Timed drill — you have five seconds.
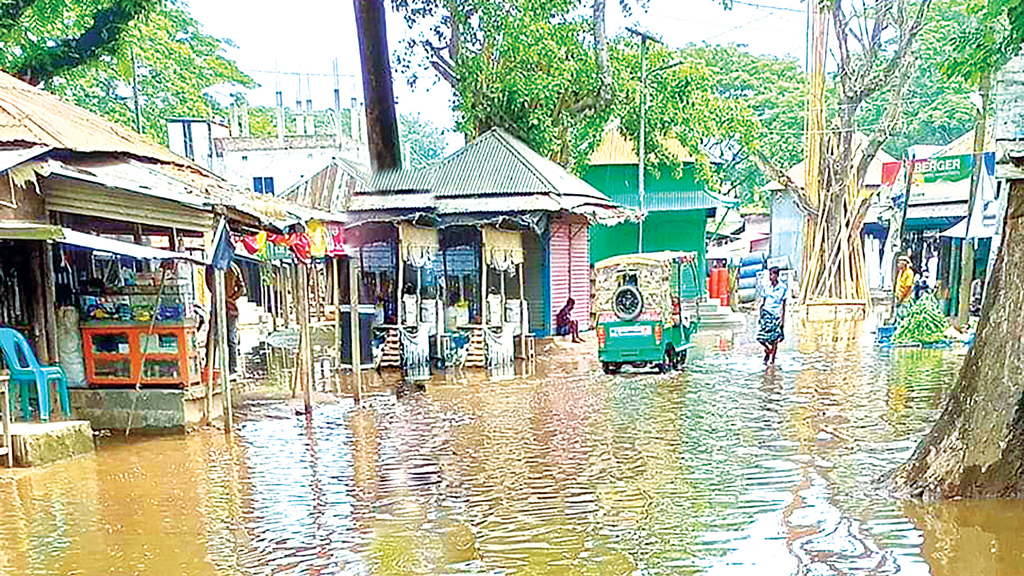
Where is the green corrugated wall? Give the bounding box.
[589,210,708,296]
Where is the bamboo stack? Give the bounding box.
[797,0,870,309]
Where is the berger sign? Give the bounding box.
[914,154,973,184]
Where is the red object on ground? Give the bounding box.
[710,268,728,298]
[720,294,729,307]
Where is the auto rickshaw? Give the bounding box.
[594,251,702,374]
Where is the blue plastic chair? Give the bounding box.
[0,327,70,421]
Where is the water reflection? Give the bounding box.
[0,317,1001,575]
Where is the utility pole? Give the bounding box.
[353,0,402,173]
[131,46,142,134]
[959,71,992,326]
[626,28,663,253]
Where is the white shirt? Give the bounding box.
[757,276,788,317]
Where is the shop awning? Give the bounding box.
[0,221,63,240]
[57,228,206,264]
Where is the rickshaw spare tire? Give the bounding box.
[613,285,643,321]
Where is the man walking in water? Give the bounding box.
[756,266,787,365]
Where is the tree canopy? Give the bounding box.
[0,0,254,144]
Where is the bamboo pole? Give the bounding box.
[298,264,313,414]
[332,258,341,393]
[519,262,526,358]
[214,269,233,434]
[349,256,362,404]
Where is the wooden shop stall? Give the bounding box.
[53,227,207,389]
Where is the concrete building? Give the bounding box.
[167,101,369,195]
[214,133,367,194]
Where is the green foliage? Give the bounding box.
[894,293,950,344]
[399,113,447,168]
[0,0,253,145]
[939,0,1024,82]
[856,0,984,157]
[392,0,762,188]
[0,0,158,84]
[610,40,761,190]
[684,45,806,210]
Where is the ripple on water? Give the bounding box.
[0,322,1004,575]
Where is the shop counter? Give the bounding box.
[80,321,201,388]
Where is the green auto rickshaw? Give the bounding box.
[594,251,702,374]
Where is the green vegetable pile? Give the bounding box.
[893,293,949,344]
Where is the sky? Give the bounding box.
[188,0,808,152]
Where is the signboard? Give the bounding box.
[881,153,995,205]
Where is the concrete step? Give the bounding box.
[9,420,94,467]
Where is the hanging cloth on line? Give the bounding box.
[400,222,439,268]
[482,227,523,271]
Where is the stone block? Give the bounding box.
[10,421,94,467]
[69,389,186,432]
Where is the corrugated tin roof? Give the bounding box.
[357,128,635,222]
[0,145,49,173]
[589,128,696,165]
[281,156,371,212]
[0,72,188,165]
[607,187,738,211]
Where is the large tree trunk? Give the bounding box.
[892,181,1024,499]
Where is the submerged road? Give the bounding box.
[2,318,1018,575]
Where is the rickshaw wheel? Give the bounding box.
[657,347,674,374]
[674,349,688,370]
[602,362,620,375]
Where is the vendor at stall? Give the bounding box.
[205,262,247,374]
[893,255,915,323]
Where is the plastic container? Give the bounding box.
[738,287,758,303]
[708,270,720,299]
[715,268,729,298]
[741,251,768,267]
[739,263,764,279]
[738,276,758,290]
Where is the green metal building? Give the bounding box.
[583,130,737,285]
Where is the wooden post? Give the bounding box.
[397,230,405,325]
[214,269,233,433]
[349,256,362,403]
[481,248,487,326]
[352,0,402,173]
[298,264,313,414]
[519,262,526,357]
[292,267,303,399]
[959,71,992,326]
[42,241,59,364]
[332,258,342,393]
[204,292,215,423]
[29,243,50,364]
[499,264,506,325]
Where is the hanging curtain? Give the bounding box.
[482,227,523,272]
[399,222,439,268]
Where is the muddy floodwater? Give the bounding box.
[3,319,1024,575]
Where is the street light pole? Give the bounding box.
[627,28,666,253]
[639,37,647,253]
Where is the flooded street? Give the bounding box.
[2,319,1023,575]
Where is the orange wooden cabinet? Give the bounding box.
[81,321,201,388]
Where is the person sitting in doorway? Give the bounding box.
[556,298,582,343]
